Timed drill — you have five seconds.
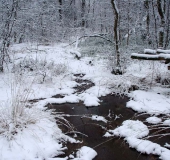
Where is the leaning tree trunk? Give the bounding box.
[110,0,121,74]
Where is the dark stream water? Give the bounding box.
[44,74,170,160]
[48,95,159,160]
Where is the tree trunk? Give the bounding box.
[126,1,130,46]
[157,0,165,48]
[0,0,18,72]
[144,0,150,44]
[81,0,86,27]
[165,0,170,48]
[58,0,62,21]
[110,0,120,71]
[151,0,158,48]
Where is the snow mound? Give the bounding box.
[163,119,170,126]
[69,49,81,59]
[127,90,170,115]
[80,93,100,107]
[109,120,149,138]
[146,117,162,124]
[106,120,170,160]
[0,118,77,160]
[75,146,97,160]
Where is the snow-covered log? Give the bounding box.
[144,49,156,55]
[131,53,170,61]
[143,49,170,55]
[157,49,170,54]
[69,49,81,60]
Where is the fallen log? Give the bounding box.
[143,49,170,55]
[131,53,170,61]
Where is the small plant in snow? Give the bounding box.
[0,74,75,144]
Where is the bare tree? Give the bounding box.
[157,0,165,48]
[0,0,19,72]
[81,0,86,27]
[58,0,62,21]
[110,0,121,74]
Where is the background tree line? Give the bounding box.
[0,0,170,71]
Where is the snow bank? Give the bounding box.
[127,90,170,115]
[35,95,80,109]
[0,117,77,160]
[105,120,170,160]
[74,146,97,160]
[126,137,170,160]
[80,93,100,107]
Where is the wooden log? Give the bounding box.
[131,53,160,60]
[157,49,170,54]
[144,49,156,55]
[131,53,170,61]
[143,49,170,55]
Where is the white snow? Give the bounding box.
[105,120,170,160]
[164,143,170,149]
[69,49,81,58]
[131,53,159,59]
[0,42,170,160]
[131,52,170,59]
[126,137,170,160]
[144,49,156,54]
[0,114,76,160]
[146,117,162,124]
[74,146,97,160]
[157,49,170,54]
[91,115,107,123]
[163,119,170,126]
[80,93,100,107]
[108,120,149,138]
[35,95,80,109]
[127,90,170,115]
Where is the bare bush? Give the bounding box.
[12,57,68,83]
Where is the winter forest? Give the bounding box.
[0,0,170,160]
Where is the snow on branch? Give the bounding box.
[65,34,113,47]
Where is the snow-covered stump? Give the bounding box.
[69,49,81,60]
[131,49,170,70]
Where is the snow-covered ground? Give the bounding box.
[0,43,170,160]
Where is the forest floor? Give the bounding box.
[0,43,170,160]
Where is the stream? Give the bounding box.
[48,95,158,160]
[45,74,160,160]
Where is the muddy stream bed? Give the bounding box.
[46,74,168,160]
